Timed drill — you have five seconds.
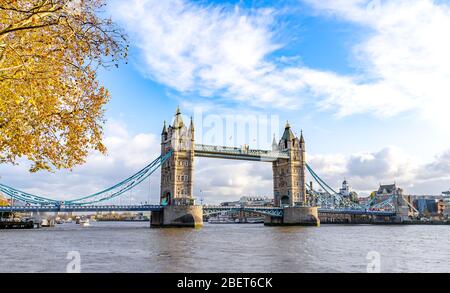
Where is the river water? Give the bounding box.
[0,222,449,273]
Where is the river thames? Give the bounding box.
[0,222,449,273]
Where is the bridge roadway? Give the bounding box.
[0,205,396,217]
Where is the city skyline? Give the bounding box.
[1,0,450,204]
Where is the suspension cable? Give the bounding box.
[0,150,173,206]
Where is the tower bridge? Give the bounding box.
[154,107,315,227]
[0,108,409,228]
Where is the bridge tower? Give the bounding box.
[267,122,318,226]
[272,122,307,207]
[394,189,412,223]
[151,107,203,228]
[160,107,195,205]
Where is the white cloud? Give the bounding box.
[0,121,161,202]
[112,0,292,108]
[310,147,417,194]
[111,0,450,133]
[196,145,450,199]
[307,146,450,195]
[2,127,449,203]
[346,147,417,180]
[419,150,450,181]
[195,158,273,204]
[303,0,450,127]
[111,0,361,110]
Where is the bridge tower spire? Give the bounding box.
[272,134,278,151]
[189,116,195,138]
[299,130,306,204]
[161,120,168,140]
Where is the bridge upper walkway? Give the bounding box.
[194,144,289,162]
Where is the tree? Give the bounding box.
[0,0,127,172]
[349,191,359,203]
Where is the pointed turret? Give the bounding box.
[161,120,167,135]
[161,120,168,143]
[189,116,194,132]
[173,106,184,129]
[272,134,278,151]
[189,116,195,143]
[281,121,295,145]
[299,129,306,204]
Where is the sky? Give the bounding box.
[2,0,450,204]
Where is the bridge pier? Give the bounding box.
[265,206,320,226]
[150,205,203,228]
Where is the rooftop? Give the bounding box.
[377,184,396,194]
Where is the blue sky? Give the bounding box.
[2,0,450,204]
[101,0,444,157]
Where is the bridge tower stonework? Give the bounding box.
[150,108,203,228]
[272,122,307,207]
[160,107,195,206]
[268,122,319,226]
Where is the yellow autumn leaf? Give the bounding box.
[0,0,128,172]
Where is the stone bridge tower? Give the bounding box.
[152,108,202,228]
[160,107,195,206]
[272,122,306,207]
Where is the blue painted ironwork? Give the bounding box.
[0,185,59,205]
[203,206,284,218]
[65,150,173,205]
[0,141,399,218]
[203,205,395,218]
[368,195,396,211]
[194,144,289,162]
[305,163,397,214]
[0,203,396,217]
[0,204,163,213]
[318,208,395,217]
[0,150,173,206]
